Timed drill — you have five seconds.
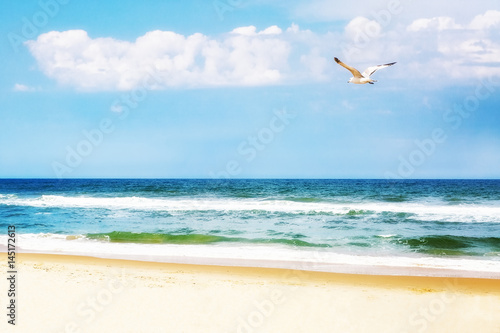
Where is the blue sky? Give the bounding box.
[1,0,499,178]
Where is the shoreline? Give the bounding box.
[2,238,500,279]
[14,252,500,288]
[1,253,500,332]
[16,249,500,279]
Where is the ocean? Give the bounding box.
[1,179,499,277]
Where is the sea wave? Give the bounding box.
[1,194,499,223]
[395,235,500,256]
[1,233,499,277]
[85,231,330,247]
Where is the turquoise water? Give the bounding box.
[0,179,499,259]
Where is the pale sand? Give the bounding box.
[1,253,500,333]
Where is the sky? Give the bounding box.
[0,0,499,179]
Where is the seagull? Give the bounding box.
[334,57,396,84]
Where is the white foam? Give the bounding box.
[1,233,499,278]
[1,194,499,223]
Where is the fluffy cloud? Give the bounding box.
[290,1,500,83]
[26,26,295,91]
[404,10,500,79]
[13,83,37,92]
[25,9,500,91]
[231,25,283,36]
[337,9,500,83]
[407,9,500,31]
[469,10,500,29]
[344,17,382,40]
[407,17,461,32]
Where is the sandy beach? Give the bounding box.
[0,253,499,333]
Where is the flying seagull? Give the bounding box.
[334,57,396,84]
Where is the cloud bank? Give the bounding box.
[26,26,297,91]
[26,9,500,91]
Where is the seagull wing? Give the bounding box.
[334,57,363,78]
[362,62,396,78]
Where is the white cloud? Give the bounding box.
[260,25,283,35]
[26,27,295,91]
[403,10,500,80]
[25,8,500,91]
[231,26,258,36]
[231,25,282,36]
[345,17,382,40]
[407,17,461,32]
[407,11,500,32]
[469,10,500,29]
[13,83,37,92]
